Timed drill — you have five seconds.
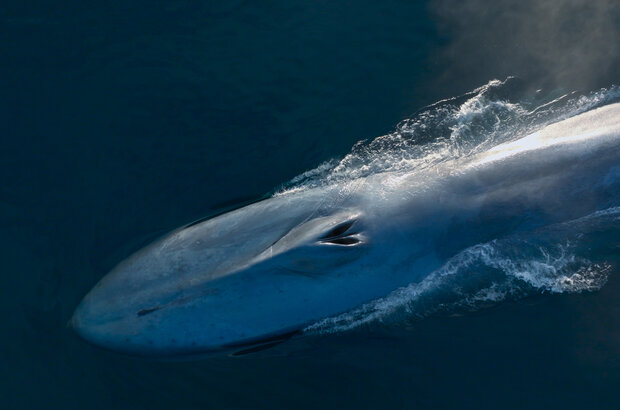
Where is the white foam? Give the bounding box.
[306,207,618,334]
[277,79,620,196]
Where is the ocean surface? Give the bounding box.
[1,1,619,409]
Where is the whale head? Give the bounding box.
[71,192,375,356]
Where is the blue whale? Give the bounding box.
[72,103,620,356]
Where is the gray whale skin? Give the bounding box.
[72,103,620,356]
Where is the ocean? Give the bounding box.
[1,1,619,409]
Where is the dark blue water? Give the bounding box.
[2,1,619,409]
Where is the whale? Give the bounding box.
[72,102,620,356]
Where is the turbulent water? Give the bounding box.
[309,207,618,333]
[280,78,620,194]
[279,78,620,333]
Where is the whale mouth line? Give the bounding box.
[137,306,161,317]
[130,286,223,320]
[224,329,301,356]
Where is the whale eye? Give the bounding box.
[319,219,361,246]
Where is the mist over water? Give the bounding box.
[430,0,620,92]
[1,1,619,409]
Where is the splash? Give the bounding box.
[307,207,618,333]
[298,78,620,333]
[277,77,620,195]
